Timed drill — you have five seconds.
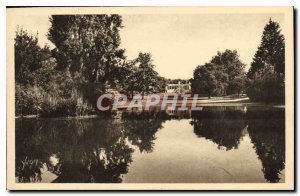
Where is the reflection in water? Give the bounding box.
[191,107,246,150]
[16,118,134,183]
[122,111,167,153]
[246,107,285,183]
[15,106,285,183]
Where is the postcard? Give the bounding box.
[6,6,294,190]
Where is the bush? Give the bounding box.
[15,66,95,117]
[15,84,94,117]
[15,84,43,116]
[246,66,285,104]
[39,91,94,117]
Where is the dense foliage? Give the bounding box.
[246,19,285,103]
[15,15,163,116]
[191,50,246,97]
[15,28,51,85]
[191,19,285,103]
[15,17,285,116]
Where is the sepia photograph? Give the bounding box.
[6,6,294,190]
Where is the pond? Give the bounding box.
[15,105,285,183]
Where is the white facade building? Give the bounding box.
[165,81,191,93]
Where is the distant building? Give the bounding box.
[165,81,191,93]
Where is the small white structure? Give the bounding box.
[165,81,191,93]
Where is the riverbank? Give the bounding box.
[116,96,285,109]
[15,114,100,119]
[15,96,285,119]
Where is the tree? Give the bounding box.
[155,76,167,93]
[228,74,246,97]
[14,27,52,116]
[121,53,164,97]
[247,65,284,103]
[15,27,51,85]
[246,19,285,103]
[211,50,246,95]
[48,15,126,91]
[121,60,139,98]
[192,63,220,98]
[192,50,246,97]
[134,52,159,96]
[247,19,285,78]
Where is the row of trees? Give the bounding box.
[15,16,286,117]
[191,19,285,103]
[15,15,164,116]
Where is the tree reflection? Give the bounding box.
[246,107,285,183]
[122,111,167,153]
[16,117,133,183]
[15,107,286,183]
[191,107,246,150]
[16,119,52,182]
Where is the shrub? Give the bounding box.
[39,90,94,117]
[246,65,285,104]
[15,84,43,116]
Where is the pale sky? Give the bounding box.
[13,13,285,79]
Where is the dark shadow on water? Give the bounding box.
[122,111,167,153]
[191,106,246,151]
[15,106,285,183]
[246,107,285,183]
[16,118,134,183]
[191,106,285,182]
[15,112,165,183]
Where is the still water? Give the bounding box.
[15,106,285,183]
